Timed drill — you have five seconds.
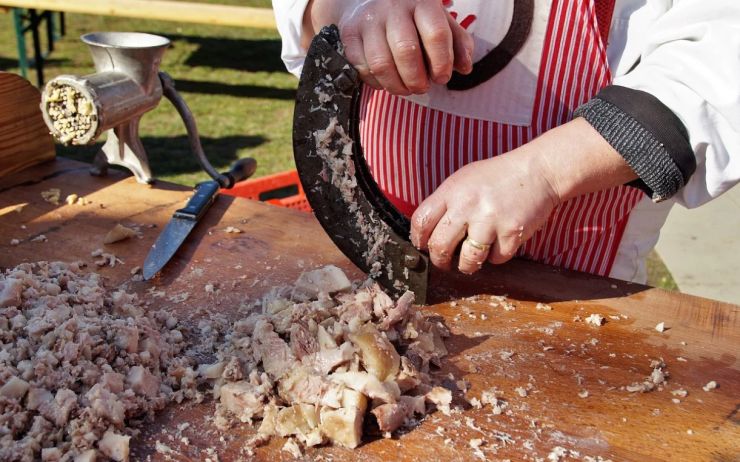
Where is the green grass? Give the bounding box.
[0,4,679,290]
[646,250,679,291]
[0,0,297,185]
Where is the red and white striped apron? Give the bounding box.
[359,0,645,276]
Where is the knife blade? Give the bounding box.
[143,180,219,280]
[142,158,257,280]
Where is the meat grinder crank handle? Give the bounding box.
[159,72,254,189]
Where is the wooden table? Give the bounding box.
[1,158,738,461]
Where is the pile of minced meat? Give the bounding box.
[0,262,450,461]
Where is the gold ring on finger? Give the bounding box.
[464,237,492,251]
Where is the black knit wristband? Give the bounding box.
[574,85,696,202]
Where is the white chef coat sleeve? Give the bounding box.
[272,0,311,78]
[611,0,740,208]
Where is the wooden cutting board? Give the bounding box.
[0,158,738,462]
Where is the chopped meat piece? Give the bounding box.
[703,381,718,391]
[282,438,303,458]
[341,388,368,413]
[370,284,394,318]
[425,387,452,415]
[0,277,23,307]
[26,387,54,410]
[301,341,354,375]
[399,395,426,415]
[127,366,161,398]
[275,404,321,446]
[258,403,279,436]
[585,313,606,327]
[0,376,29,400]
[319,407,363,449]
[655,322,667,333]
[98,428,130,462]
[293,265,352,298]
[331,372,400,403]
[317,324,338,350]
[379,291,415,330]
[348,324,400,381]
[337,288,374,323]
[103,224,137,244]
[198,362,226,380]
[372,402,412,433]
[38,389,77,426]
[278,366,333,404]
[290,323,319,359]
[41,188,61,205]
[86,384,125,425]
[396,357,423,392]
[252,320,298,380]
[41,447,62,461]
[74,450,98,462]
[220,381,267,423]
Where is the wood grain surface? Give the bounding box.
[0,72,55,179]
[1,158,738,462]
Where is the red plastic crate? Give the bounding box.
[222,169,312,213]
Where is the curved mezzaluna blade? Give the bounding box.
[292,25,429,304]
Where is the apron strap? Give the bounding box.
[595,0,617,44]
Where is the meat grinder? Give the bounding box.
[40,31,241,188]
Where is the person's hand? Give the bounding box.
[409,118,640,274]
[409,150,560,274]
[306,0,474,95]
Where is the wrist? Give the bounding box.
[301,0,357,49]
[526,118,638,203]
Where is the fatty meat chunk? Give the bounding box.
[425,386,452,415]
[0,277,23,308]
[220,381,267,422]
[126,366,160,398]
[86,384,125,426]
[348,324,400,381]
[252,320,298,380]
[371,402,414,433]
[293,265,351,298]
[38,388,77,426]
[330,371,400,404]
[290,323,319,360]
[0,376,30,400]
[73,449,98,462]
[379,291,415,330]
[98,428,130,462]
[301,341,354,375]
[25,387,54,410]
[278,366,339,407]
[319,407,364,449]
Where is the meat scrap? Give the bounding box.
[214,265,451,451]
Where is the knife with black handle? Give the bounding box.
[142,157,257,280]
